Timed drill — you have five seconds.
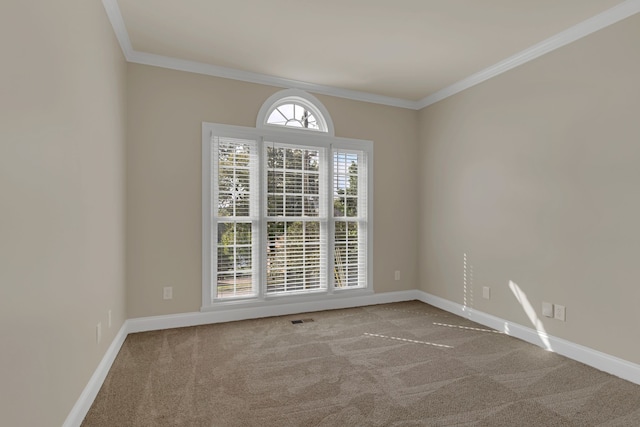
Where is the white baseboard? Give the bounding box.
[127,289,421,333]
[62,289,419,426]
[62,323,129,427]
[64,288,640,426]
[416,290,640,386]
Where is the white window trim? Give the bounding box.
[201,122,373,311]
[256,89,335,136]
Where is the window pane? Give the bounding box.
[268,171,283,194]
[217,222,234,246]
[267,110,287,126]
[215,221,255,298]
[266,104,321,130]
[268,145,322,221]
[217,140,253,218]
[237,247,252,271]
[266,220,323,294]
[285,149,303,170]
[304,196,319,216]
[236,198,250,217]
[286,172,302,193]
[235,150,250,167]
[305,151,319,171]
[268,195,284,217]
[333,151,359,218]
[278,104,294,120]
[286,195,303,216]
[306,173,319,194]
[334,221,360,288]
[267,146,284,169]
[236,222,251,245]
[217,247,234,273]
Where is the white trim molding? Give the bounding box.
[64,288,640,426]
[101,0,640,110]
[416,0,640,109]
[62,290,419,425]
[415,290,640,386]
[126,50,418,110]
[100,0,134,59]
[130,290,420,333]
[62,323,129,427]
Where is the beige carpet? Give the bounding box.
[82,301,640,426]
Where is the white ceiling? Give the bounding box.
[105,0,639,109]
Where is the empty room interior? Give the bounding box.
[2,0,640,425]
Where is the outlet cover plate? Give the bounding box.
[554,304,566,321]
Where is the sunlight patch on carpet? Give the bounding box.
[363,333,453,349]
[433,322,503,334]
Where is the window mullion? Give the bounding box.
[358,151,367,289]
[327,144,335,294]
[203,133,215,306]
[258,138,266,300]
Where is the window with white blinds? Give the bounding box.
[265,143,328,294]
[202,123,372,307]
[212,137,259,298]
[333,150,367,289]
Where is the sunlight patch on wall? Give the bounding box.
[508,280,552,351]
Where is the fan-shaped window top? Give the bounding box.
[267,102,320,130]
[257,89,334,135]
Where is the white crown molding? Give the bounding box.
[101,0,134,59]
[102,0,639,111]
[416,0,640,109]
[416,290,640,386]
[125,50,419,109]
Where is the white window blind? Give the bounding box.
[212,136,259,299]
[265,143,328,294]
[203,122,372,307]
[333,149,367,289]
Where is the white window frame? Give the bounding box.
[256,89,335,135]
[201,122,373,310]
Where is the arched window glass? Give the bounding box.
[267,102,320,130]
[257,89,335,135]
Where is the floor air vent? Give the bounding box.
[291,318,314,324]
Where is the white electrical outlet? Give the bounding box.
[394,271,400,281]
[542,302,553,318]
[108,310,112,328]
[163,286,173,300]
[96,323,102,344]
[554,304,566,321]
[482,286,490,300]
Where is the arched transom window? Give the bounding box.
[267,102,320,130]
[257,89,335,135]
